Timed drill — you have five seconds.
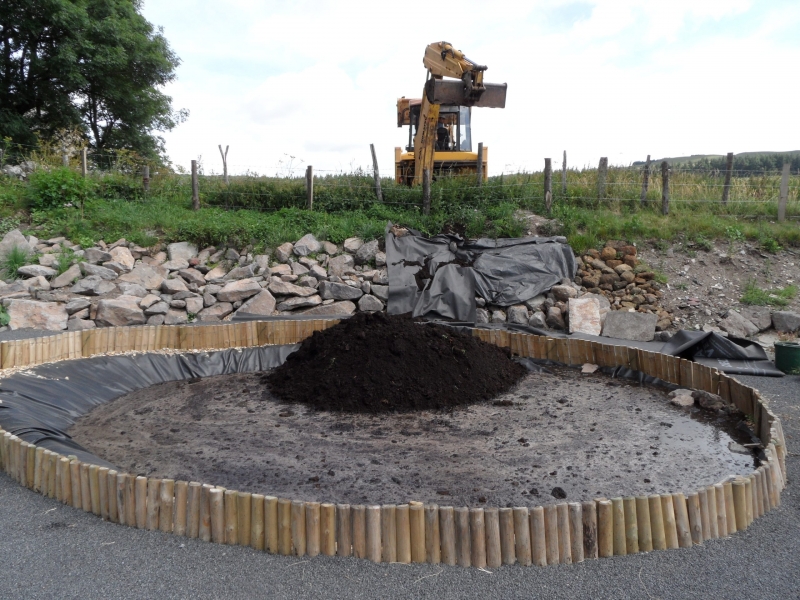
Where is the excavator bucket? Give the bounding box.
[425,79,507,108]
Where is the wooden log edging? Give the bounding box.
[0,322,788,570]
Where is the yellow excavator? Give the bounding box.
[395,42,507,186]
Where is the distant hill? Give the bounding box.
[632,151,800,171]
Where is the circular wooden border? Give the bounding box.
[0,321,789,568]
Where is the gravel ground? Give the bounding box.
[0,330,797,599]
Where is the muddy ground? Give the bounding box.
[69,366,755,507]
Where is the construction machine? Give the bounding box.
[395,41,507,185]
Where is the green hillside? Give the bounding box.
[633,151,800,171]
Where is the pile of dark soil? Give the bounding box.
[264,312,526,412]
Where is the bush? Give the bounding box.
[27,168,94,211]
[0,244,31,281]
[95,172,144,202]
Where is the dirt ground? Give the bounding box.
[69,366,755,507]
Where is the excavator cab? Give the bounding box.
[403,104,471,153]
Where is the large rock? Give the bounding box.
[223,265,256,281]
[343,237,363,253]
[524,295,547,311]
[371,284,389,302]
[144,301,169,316]
[17,264,56,278]
[507,305,529,325]
[185,296,204,314]
[80,262,117,281]
[719,310,759,338]
[51,263,82,288]
[358,294,384,312]
[164,309,188,325]
[71,275,116,296]
[7,300,68,331]
[161,278,189,294]
[738,306,772,332]
[65,298,91,315]
[95,295,146,327]
[67,318,96,331]
[772,311,800,333]
[0,229,34,260]
[197,302,233,321]
[118,264,167,290]
[551,285,578,302]
[109,246,135,270]
[300,300,356,316]
[205,264,228,280]
[355,240,380,265]
[234,289,276,316]
[318,281,363,301]
[277,294,322,311]
[275,242,294,263]
[167,242,197,262]
[327,254,354,277]
[293,234,321,256]
[268,280,318,297]
[161,258,190,271]
[568,297,602,335]
[178,268,206,286]
[578,292,611,324]
[117,282,148,297]
[602,311,657,341]
[546,306,566,330]
[216,279,261,302]
[83,248,112,264]
[528,311,547,328]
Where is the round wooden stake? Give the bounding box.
[469,508,487,569]
[635,496,652,552]
[706,486,719,539]
[542,504,559,565]
[557,503,572,564]
[366,505,382,563]
[647,495,666,551]
[47,452,57,498]
[199,484,213,542]
[135,476,148,529]
[70,461,82,510]
[660,494,679,549]
[499,507,516,565]
[33,446,44,492]
[265,496,279,554]
[439,506,456,566]
[611,498,627,556]
[581,501,598,559]
[209,488,225,544]
[455,507,471,567]
[98,467,109,520]
[116,473,127,527]
[224,490,239,545]
[305,501,321,557]
[685,493,702,546]
[291,501,306,556]
[528,506,546,567]
[569,503,584,563]
[396,504,412,564]
[160,479,174,533]
[623,497,638,554]
[597,500,614,557]
[698,488,712,540]
[146,477,160,530]
[18,441,28,488]
[754,470,765,519]
[723,481,737,534]
[250,493,265,550]
[27,444,36,491]
[757,468,770,516]
[173,481,187,535]
[485,507,502,568]
[278,498,292,555]
[352,505,366,559]
[672,493,692,548]
[745,476,754,526]
[88,465,101,516]
[514,506,532,566]
[81,464,92,513]
[732,479,748,532]
[236,492,253,546]
[187,482,202,538]
[410,503,425,563]
[424,504,441,564]
[60,457,72,507]
[763,463,776,510]
[336,504,352,558]
[321,502,336,557]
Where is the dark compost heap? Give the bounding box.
[264,312,526,412]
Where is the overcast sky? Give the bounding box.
[141,0,799,177]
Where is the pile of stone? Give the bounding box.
[0,229,389,331]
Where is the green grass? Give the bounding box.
[54,247,82,275]
[0,305,9,327]
[0,245,31,281]
[740,280,798,307]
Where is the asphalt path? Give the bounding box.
[0,329,797,599]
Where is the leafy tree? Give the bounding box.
[0,0,185,162]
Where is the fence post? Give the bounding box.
[640,155,650,206]
[778,163,790,221]
[218,145,229,185]
[598,157,608,199]
[422,168,431,215]
[370,144,383,202]
[306,165,314,210]
[142,166,150,192]
[476,142,484,186]
[661,161,670,216]
[722,152,733,205]
[191,160,200,210]
[561,150,567,194]
[544,158,553,215]
[62,154,69,168]
[81,149,88,178]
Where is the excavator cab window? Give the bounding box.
[406,105,471,152]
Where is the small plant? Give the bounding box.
[0,244,31,280]
[725,226,744,242]
[740,279,797,307]
[694,235,714,252]
[0,305,9,327]
[674,282,689,290]
[760,237,781,254]
[27,167,94,211]
[54,247,83,275]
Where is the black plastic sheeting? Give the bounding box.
[0,345,298,468]
[386,226,576,321]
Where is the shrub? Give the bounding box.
[27,167,94,211]
[0,244,31,281]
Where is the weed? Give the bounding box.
[54,247,82,275]
[0,245,31,280]
[694,235,714,252]
[725,226,744,242]
[674,282,689,290]
[760,237,781,254]
[740,279,797,307]
[0,305,8,327]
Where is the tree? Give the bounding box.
[0,0,185,162]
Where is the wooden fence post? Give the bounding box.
[62,153,69,167]
[81,149,88,177]
[722,152,733,205]
[476,142,484,185]
[544,158,553,215]
[142,166,150,192]
[778,163,790,221]
[422,168,431,215]
[370,144,383,202]
[598,157,608,199]
[218,145,229,185]
[661,160,670,216]
[306,165,314,210]
[191,160,200,210]
[640,154,650,206]
[561,150,567,194]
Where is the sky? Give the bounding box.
[141,0,800,177]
